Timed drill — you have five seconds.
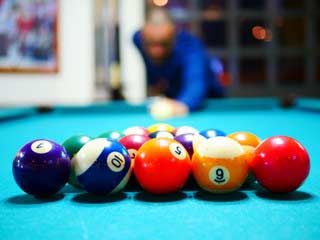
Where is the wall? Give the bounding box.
[0,0,95,106]
[119,0,146,104]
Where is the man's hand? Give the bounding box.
[149,97,189,120]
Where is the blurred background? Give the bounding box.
[0,0,319,106]
[98,0,320,101]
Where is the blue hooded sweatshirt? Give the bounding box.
[133,30,225,111]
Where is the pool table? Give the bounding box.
[1,98,319,240]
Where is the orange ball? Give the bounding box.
[134,138,191,194]
[227,132,261,148]
[228,132,261,186]
[242,145,255,166]
[192,135,249,193]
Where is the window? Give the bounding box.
[238,0,266,10]
[278,57,305,85]
[317,57,320,83]
[201,21,227,47]
[316,17,320,47]
[146,0,318,96]
[239,58,267,85]
[277,17,306,48]
[239,18,270,47]
[200,0,227,10]
[279,0,305,10]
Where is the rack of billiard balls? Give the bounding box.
[12,123,310,197]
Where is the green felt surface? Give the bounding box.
[0,107,36,120]
[0,98,320,240]
[297,98,320,112]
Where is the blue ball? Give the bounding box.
[74,138,132,195]
[13,139,71,197]
[200,129,226,138]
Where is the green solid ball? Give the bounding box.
[98,131,124,141]
[62,134,93,188]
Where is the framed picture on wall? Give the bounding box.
[0,0,58,73]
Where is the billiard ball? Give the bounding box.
[192,135,249,193]
[119,134,150,160]
[123,126,149,136]
[148,131,174,139]
[173,126,198,136]
[73,138,132,195]
[148,123,175,134]
[200,129,226,138]
[98,130,124,141]
[241,145,257,187]
[251,136,310,193]
[280,94,297,108]
[227,131,261,186]
[119,134,150,190]
[62,134,93,188]
[149,100,174,120]
[174,133,195,158]
[228,131,261,148]
[13,139,71,197]
[134,138,191,194]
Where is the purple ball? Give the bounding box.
[174,133,195,158]
[13,139,71,197]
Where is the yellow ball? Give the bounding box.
[148,123,175,134]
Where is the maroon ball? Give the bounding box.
[119,134,150,191]
[119,134,150,160]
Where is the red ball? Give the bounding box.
[251,136,310,193]
[134,138,191,194]
[119,134,150,160]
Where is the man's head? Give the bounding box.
[141,8,176,64]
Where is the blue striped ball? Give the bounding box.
[74,138,132,195]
